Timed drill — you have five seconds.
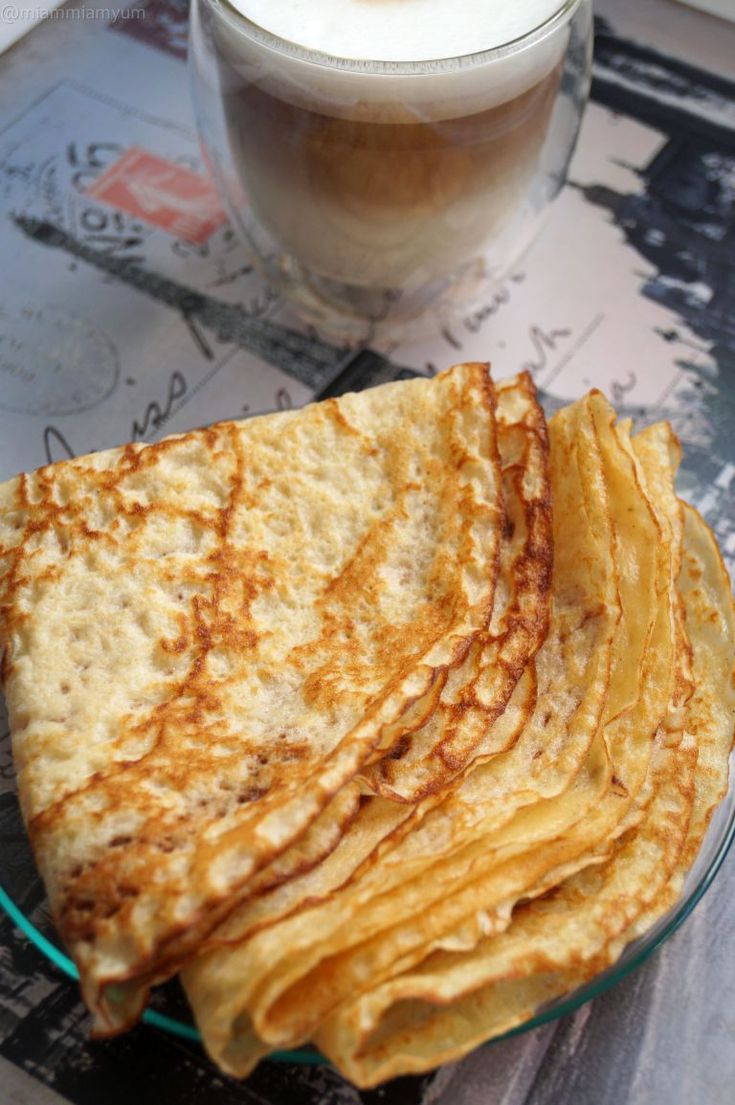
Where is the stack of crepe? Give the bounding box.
[0,363,732,1088]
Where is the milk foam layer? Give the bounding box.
[227,0,566,62]
[211,0,574,121]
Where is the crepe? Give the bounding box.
[314,494,734,1088]
[0,363,502,1033]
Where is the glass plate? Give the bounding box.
[2,750,734,1067]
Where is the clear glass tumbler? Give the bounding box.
[189,0,592,334]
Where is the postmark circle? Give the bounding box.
[0,302,120,416]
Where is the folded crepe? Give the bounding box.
[315,499,734,1086]
[0,363,503,1033]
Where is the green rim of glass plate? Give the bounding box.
[0,884,319,1064]
[2,784,734,1067]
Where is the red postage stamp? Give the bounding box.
[86,147,227,245]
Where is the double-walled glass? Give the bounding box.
[189,0,592,332]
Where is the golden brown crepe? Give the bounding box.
[0,364,503,1033]
[314,493,734,1088]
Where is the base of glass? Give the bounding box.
[265,252,493,343]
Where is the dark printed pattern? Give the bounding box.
[110,0,190,62]
[581,17,735,562]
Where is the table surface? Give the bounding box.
[0,1,734,1103]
